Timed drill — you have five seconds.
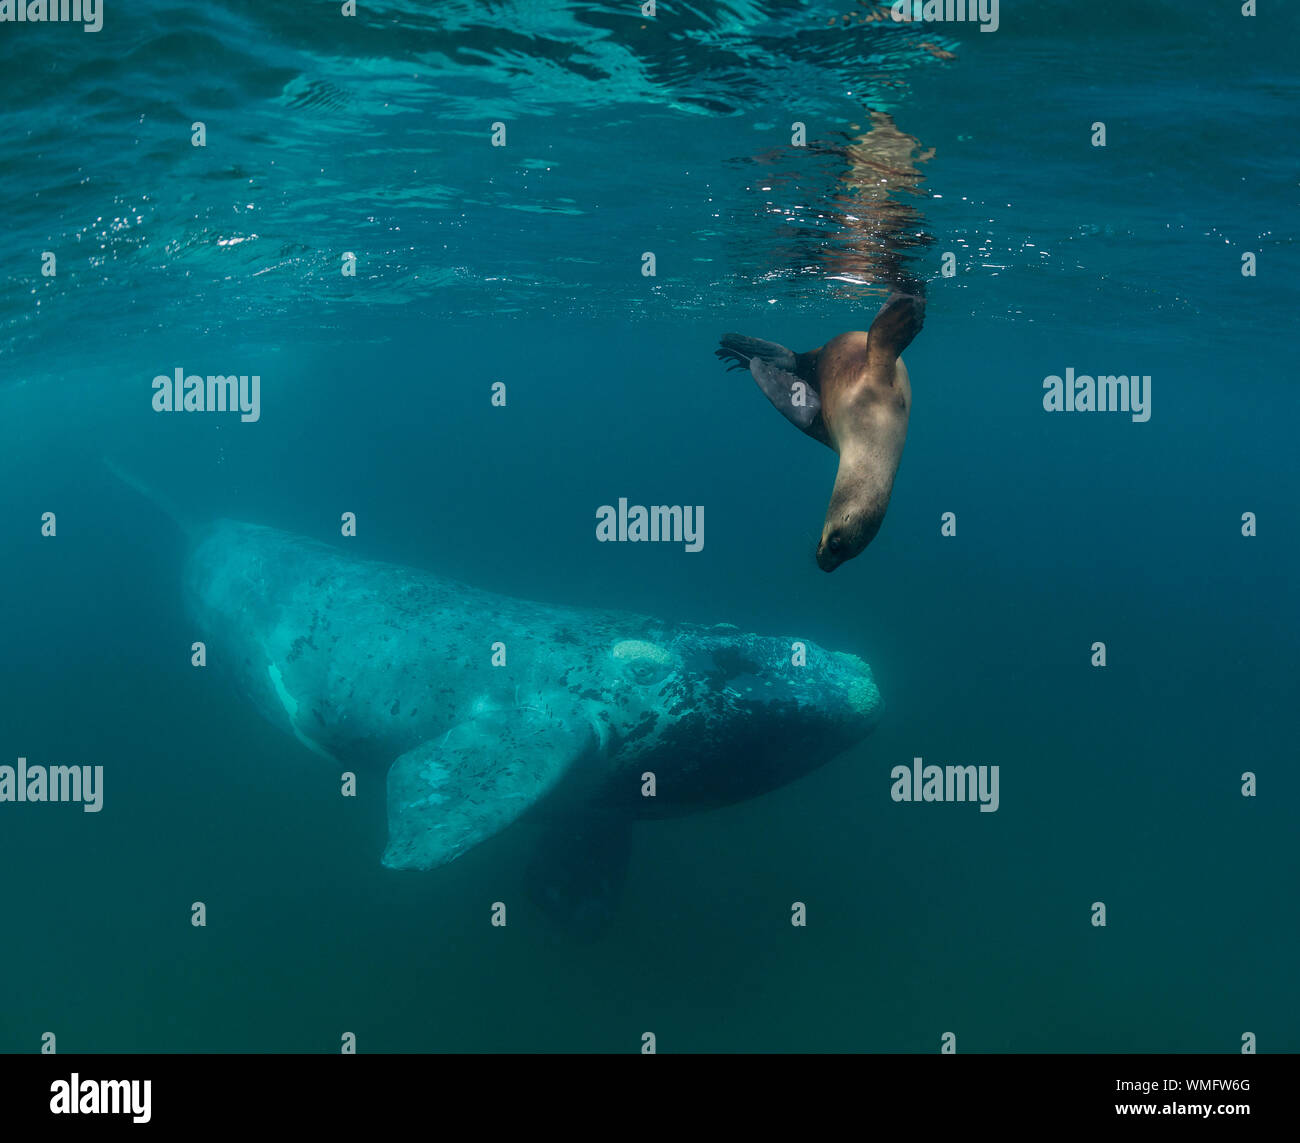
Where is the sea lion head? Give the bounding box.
[814,455,891,572]
[816,517,878,572]
[815,505,882,572]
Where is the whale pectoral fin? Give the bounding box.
[749,357,830,444]
[866,291,925,365]
[382,713,593,871]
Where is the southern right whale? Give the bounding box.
[112,466,884,930]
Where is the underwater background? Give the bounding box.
[1,0,1296,1052]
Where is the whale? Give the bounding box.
[112,467,884,928]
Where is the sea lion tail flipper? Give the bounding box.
[714,333,798,374]
[866,292,926,363]
[382,709,593,870]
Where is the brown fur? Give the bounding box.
[716,293,922,571]
[812,329,912,571]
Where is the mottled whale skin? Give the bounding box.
[183,520,883,872]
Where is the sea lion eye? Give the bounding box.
[828,533,843,553]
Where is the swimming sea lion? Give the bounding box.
[716,292,924,571]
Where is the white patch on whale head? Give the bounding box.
[832,651,881,716]
[611,639,674,685]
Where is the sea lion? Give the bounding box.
[716,292,924,571]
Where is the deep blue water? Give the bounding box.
[1,1,1297,1052]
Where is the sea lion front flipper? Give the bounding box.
[382,709,594,870]
[866,292,926,364]
[749,357,829,443]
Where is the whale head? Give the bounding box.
[587,624,883,811]
[383,618,883,871]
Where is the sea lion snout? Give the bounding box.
[816,501,886,572]
[815,526,868,573]
[815,531,847,573]
[815,547,842,573]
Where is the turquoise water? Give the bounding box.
[1,1,1296,1052]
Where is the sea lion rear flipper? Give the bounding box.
[717,332,829,444]
[382,710,593,870]
[866,292,926,364]
[715,333,799,375]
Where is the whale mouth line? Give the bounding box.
[266,660,337,762]
[584,708,610,753]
